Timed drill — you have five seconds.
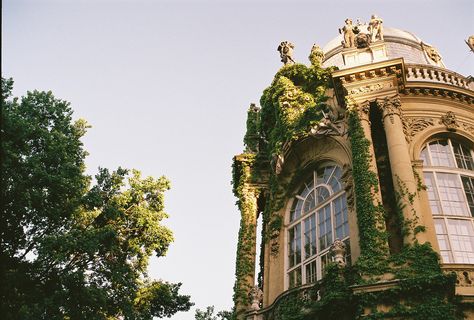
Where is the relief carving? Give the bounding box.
[249,286,263,311]
[461,122,474,136]
[347,81,394,95]
[309,110,347,137]
[440,111,458,131]
[402,117,435,143]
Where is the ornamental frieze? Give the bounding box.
[347,81,394,96]
[439,111,459,131]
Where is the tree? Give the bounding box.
[0,78,192,319]
[195,306,233,320]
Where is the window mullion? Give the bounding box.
[444,217,456,263]
[432,172,444,215]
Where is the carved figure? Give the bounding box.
[340,19,356,48]
[277,41,295,65]
[466,35,474,53]
[355,32,371,48]
[249,286,263,311]
[368,14,384,42]
[331,239,346,267]
[422,42,443,67]
[309,44,324,66]
[310,110,347,137]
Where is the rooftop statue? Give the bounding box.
[339,18,356,48]
[308,44,324,66]
[368,14,384,42]
[277,41,295,65]
[466,35,474,53]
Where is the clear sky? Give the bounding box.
[2,0,473,319]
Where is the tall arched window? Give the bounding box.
[420,138,474,263]
[287,164,350,288]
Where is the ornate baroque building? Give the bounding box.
[232,17,474,320]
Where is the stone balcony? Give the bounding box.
[405,63,473,91]
[442,264,474,299]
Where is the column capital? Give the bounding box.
[375,94,402,124]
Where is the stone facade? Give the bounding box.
[232,19,474,320]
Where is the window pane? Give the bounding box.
[420,147,430,166]
[303,192,316,214]
[288,224,301,268]
[318,204,332,251]
[289,267,302,289]
[305,260,317,284]
[334,195,349,240]
[316,186,330,203]
[436,173,470,216]
[423,172,442,215]
[434,219,453,263]
[447,219,474,263]
[461,176,474,216]
[453,142,474,170]
[304,214,317,259]
[429,140,455,167]
[291,199,304,222]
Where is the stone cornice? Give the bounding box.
[402,83,474,104]
[332,58,405,107]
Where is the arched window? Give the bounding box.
[287,164,350,288]
[421,138,474,263]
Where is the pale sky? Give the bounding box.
[2,0,473,319]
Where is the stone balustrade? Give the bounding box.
[406,64,472,90]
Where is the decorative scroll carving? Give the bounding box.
[439,111,458,131]
[309,110,347,137]
[331,239,347,267]
[277,41,295,65]
[347,81,394,95]
[309,44,324,66]
[377,95,402,124]
[341,164,354,209]
[402,117,435,143]
[249,286,263,311]
[461,122,474,136]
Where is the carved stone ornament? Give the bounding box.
[249,286,263,311]
[331,239,346,267]
[421,42,443,67]
[461,122,474,136]
[348,82,394,95]
[402,117,435,143]
[368,14,384,42]
[277,41,295,65]
[309,44,324,66]
[377,96,402,124]
[272,153,285,175]
[440,111,459,131]
[355,32,371,49]
[309,110,347,137]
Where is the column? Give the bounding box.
[377,95,429,244]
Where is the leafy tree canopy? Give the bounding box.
[195,306,232,320]
[0,78,192,319]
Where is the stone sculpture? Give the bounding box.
[466,35,474,52]
[308,44,324,66]
[421,42,443,67]
[368,14,384,42]
[340,19,356,48]
[249,286,263,311]
[331,239,347,267]
[277,41,295,65]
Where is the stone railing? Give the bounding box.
[442,264,474,288]
[405,64,473,90]
[245,284,317,320]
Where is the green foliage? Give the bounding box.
[347,109,389,263]
[0,78,192,319]
[195,306,233,320]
